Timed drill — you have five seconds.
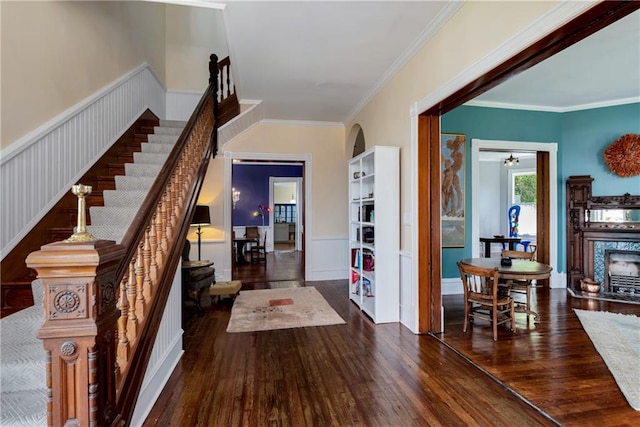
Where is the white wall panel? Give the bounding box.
[130,266,184,427]
[307,237,349,281]
[165,90,202,121]
[1,64,166,257]
[400,251,417,333]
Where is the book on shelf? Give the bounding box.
[351,270,360,295]
[362,278,373,297]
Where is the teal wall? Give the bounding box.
[560,103,640,195]
[558,103,640,267]
[441,103,640,279]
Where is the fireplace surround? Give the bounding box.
[566,175,640,291]
[604,249,640,294]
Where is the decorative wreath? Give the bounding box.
[603,133,640,177]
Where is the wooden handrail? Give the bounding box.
[215,56,240,127]
[25,54,234,427]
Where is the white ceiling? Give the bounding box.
[168,2,640,123]
[469,9,640,112]
[222,1,457,123]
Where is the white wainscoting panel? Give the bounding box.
[442,277,463,295]
[218,101,263,147]
[400,250,417,333]
[307,238,348,281]
[188,239,228,281]
[1,64,165,256]
[166,90,202,121]
[130,265,184,427]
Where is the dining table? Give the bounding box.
[479,236,521,257]
[459,257,553,321]
[232,238,258,266]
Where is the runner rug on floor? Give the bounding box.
[227,286,345,333]
[574,309,640,410]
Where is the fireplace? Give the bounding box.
[565,175,640,290]
[604,250,640,294]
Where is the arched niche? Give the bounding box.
[347,124,366,158]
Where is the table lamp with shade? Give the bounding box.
[190,205,211,260]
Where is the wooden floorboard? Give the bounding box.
[146,253,639,426]
[439,286,640,426]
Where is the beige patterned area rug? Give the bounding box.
[227,286,345,333]
[574,309,640,410]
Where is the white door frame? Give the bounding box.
[269,176,303,251]
[471,139,562,287]
[224,151,311,279]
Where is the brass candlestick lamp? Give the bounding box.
[65,183,97,242]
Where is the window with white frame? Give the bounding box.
[509,170,537,236]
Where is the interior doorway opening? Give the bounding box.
[226,152,308,284]
[477,149,539,257]
[271,177,303,252]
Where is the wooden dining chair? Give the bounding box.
[457,261,516,340]
[500,249,536,322]
[244,226,259,252]
[250,230,267,264]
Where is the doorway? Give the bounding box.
[470,140,557,271]
[270,177,303,252]
[416,2,637,333]
[225,152,309,283]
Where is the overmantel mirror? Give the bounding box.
[585,192,640,229]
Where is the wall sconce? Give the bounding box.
[290,193,296,204]
[504,154,519,167]
[232,187,240,209]
[190,205,211,260]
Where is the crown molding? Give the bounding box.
[261,119,344,128]
[464,96,640,113]
[414,1,596,115]
[141,0,226,9]
[345,1,464,125]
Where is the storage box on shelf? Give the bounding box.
[348,145,399,323]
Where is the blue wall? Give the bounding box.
[441,103,639,278]
[232,164,303,226]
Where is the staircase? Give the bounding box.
[1,54,239,427]
[0,112,161,317]
[88,121,186,244]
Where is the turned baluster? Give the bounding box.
[160,195,169,253]
[154,209,165,269]
[126,259,138,340]
[117,273,130,371]
[135,243,146,319]
[143,228,154,295]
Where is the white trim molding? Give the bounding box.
[224,151,313,280]
[345,0,464,124]
[415,1,595,114]
[471,139,559,286]
[218,101,264,147]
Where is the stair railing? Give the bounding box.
[215,56,240,127]
[26,54,232,427]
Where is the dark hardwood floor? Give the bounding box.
[232,248,304,285]
[439,286,640,426]
[145,253,640,426]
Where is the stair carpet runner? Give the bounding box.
[88,120,186,243]
[0,120,186,427]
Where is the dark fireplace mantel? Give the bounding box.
[565,175,640,290]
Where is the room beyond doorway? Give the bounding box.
[227,152,309,283]
[233,249,303,285]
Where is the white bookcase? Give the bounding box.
[348,145,400,323]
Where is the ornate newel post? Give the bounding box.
[26,185,125,427]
